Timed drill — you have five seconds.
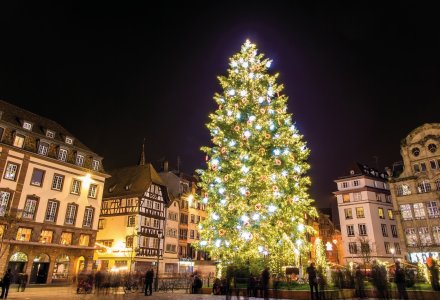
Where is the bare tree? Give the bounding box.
[0,208,23,261]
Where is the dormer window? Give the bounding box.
[22,121,33,131]
[92,160,100,171]
[58,148,68,162]
[75,154,84,167]
[38,142,49,156]
[46,130,55,139]
[65,137,73,145]
[13,134,25,148]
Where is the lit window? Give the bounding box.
[39,230,53,243]
[400,204,413,220]
[418,181,431,193]
[88,184,98,198]
[419,227,432,246]
[37,142,49,156]
[427,201,440,218]
[70,179,82,195]
[127,215,136,227]
[75,154,84,167]
[83,207,94,227]
[13,134,25,148]
[0,191,11,217]
[79,234,90,246]
[413,202,426,219]
[342,194,350,203]
[4,162,19,181]
[433,226,440,244]
[65,137,73,145]
[46,130,55,138]
[22,198,38,219]
[22,122,32,130]
[397,184,411,196]
[388,209,394,220]
[16,227,32,241]
[51,174,64,191]
[126,236,134,247]
[60,232,72,245]
[30,169,45,187]
[405,228,417,246]
[356,207,365,218]
[45,200,58,222]
[378,207,384,219]
[58,148,68,162]
[92,160,100,171]
[98,219,105,229]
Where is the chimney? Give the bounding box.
[163,160,169,172]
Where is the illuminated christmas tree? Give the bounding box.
[197,40,317,273]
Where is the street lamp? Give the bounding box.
[154,229,164,292]
[333,239,340,265]
[390,247,396,262]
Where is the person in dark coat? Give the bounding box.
[306,262,319,300]
[144,268,154,296]
[0,269,12,299]
[261,267,270,300]
[355,266,366,299]
[394,261,408,300]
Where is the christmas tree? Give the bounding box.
[197,40,317,273]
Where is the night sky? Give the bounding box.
[1,2,439,210]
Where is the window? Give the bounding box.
[345,209,353,220]
[412,147,420,157]
[153,219,159,228]
[418,181,431,193]
[419,227,432,245]
[343,194,350,203]
[400,204,413,220]
[180,214,188,224]
[16,227,32,241]
[83,207,94,227]
[37,142,49,156]
[347,225,355,237]
[79,234,90,246]
[126,236,134,247]
[342,182,349,188]
[388,209,394,220]
[433,226,440,245]
[392,243,400,255]
[51,174,64,191]
[378,207,384,219]
[88,184,98,198]
[427,201,440,218]
[391,225,398,238]
[190,230,195,239]
[92,160,100,171]
[98,219,105,229]
[421,163,427,172]
[166,244,177,253]
[386,195,391,203]
[436,180,440,191]
[356,207,365,218]
[405,228,417,246]
[60,232,72,245]
[70,179,81,195]
[127,215,136,227]
[190,214,195,223]
[22,121,32,130]
[179,229,188,240]
[13,134,25,148]
[75,154,84,166]
[397,184,411,196]
[98,240,113,247]
[358,224,367,236]
[384,242,391,254]
[22,197,38,220]
[376,193,382,202]
[413,202,426,219]
[58,148,67,161]
[413,164,420,173]
[353,180,360,187]
[431,160,437,170]
[45,200,58,222]
[348,242,357,254]
[360,242,370,253]
[0,225,5,239]
[381,224,388,237]
[30,168,45,187]
[154,202,161,210]
[168,212,178,221]
[0,191,11,217]
[65,137,73,145]
[353,192,362,201]
[4,162,19,181]
[428,143,437,153]
[46,130,55,138]
[39,230,53,243]
[65,204,77,225]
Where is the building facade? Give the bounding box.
[0,100,108,284]
[388,123,440,263]
[334,163,403,265]
[95,161,171,275]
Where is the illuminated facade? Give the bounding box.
[334,163,402,265]
[95,160,171,275]
[0,100,108,284]
[388,123,440,263]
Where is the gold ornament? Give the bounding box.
[255,203,262,210]
[273,185,279,192]
[265,133,271,139]
[245,191,251,197]
[224,175,229,181]
[221,147,227,154]
[259,148,266,155]
[234,125,240,131]
[260,175,267,181]
[277,221,284,227]
[219,229,226,236]
[260,108,266,114]
[275,159,281,165]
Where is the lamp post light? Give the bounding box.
[154,229,164,292]
[332,239,340,265]
[390,247,396,262]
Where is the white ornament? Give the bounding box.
[241,166,249,174]
[255,124,262,130]
[242,61,248,68]
[215,239,222,247]
[273,149,280,156]
[229,140,236,147]
[211,158,219,165]
[249,115,256,122]
[240,90,247,97]
[212,213,220,220]
[268,205,277,213]
[200,240,208,246]
[298,224,305,232]
[266,60,272,68]
[229,89,236,96]
[258,96,264,103]
[252,214,260,221]
[231,61,238,67]
[249,72,255,79]
[244,130,251,138]
[241,215,249,223]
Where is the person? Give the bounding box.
[394,261,408,300]
[247,276,256,297]
[144,268,154,296]
[0,269,12,299]
[261,267,270,300]
[306,262,319,300]
[213,278,222,295]
[17,273,28,292]
[355,266,365,299]
[192,275,203,294]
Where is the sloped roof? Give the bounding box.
[0,99,93,153]
[103,163,168,199]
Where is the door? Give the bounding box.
[30,262,50,284]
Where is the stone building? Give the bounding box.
[334,163,403,265]
[388,123,440,263]
[0,100,108,284]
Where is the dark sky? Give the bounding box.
[1,2,439,209]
